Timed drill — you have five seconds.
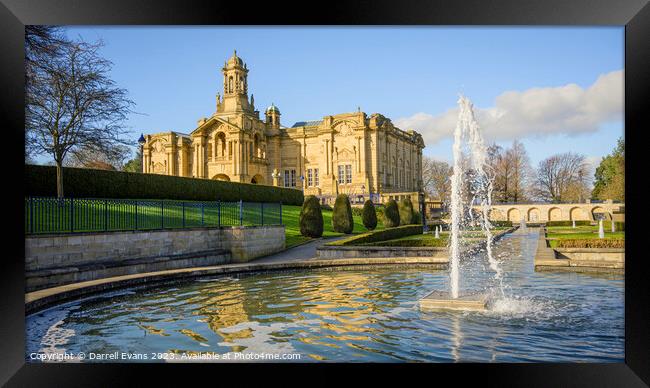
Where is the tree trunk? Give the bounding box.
[56,161,64,198]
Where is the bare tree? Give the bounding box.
[508,139,532,202]
[487,140,532,203]
[533,152,591,202]
[25,26,67,89]
[25,38,134,197]
[65,144,131,170]
[486,143,510,203]
[422,156,453,206]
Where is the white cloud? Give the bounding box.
[395,70,623,145]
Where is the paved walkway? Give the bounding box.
[253,236,347,264]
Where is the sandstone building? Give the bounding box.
[142,51,425,205]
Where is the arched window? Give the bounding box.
[216,132,226,156]
[253,133,260,158]
[228,77,233,93]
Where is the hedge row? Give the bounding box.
[603,221,625,231]
[556,239,625,248]
[328,224,423,246]
[25,164,304,205]
[363,237,447,248]
[490,220,513,227]
[546,221,591,227]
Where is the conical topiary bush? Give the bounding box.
[361,199,378,231]
[398,197,415,225]
[332,194,354,234]
[383,199,400,228]
[299,195,324,237]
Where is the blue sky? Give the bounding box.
[50,26,623,168]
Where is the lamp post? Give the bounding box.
[300,175,305,192]
[137,133,146,173]
[419,191,426,232]
[361,184,365,204]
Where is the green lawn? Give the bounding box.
[355,226,512,248]
[26,198,281,234]
[546,225,625,248]
[282,205,384,248]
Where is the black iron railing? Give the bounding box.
[25,197,282,235]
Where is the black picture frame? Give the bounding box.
[1,0,648,385]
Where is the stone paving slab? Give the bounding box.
[419,291,488,312]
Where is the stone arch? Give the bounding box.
[212,173,230,182]
[527,207,540,222]
[507,208,521,222]
[591,206,611,220]
[250,174,264,184]
[489,208,505,221]
[548,207,562,221]
[570,207,589,221]
[153,162,166,174]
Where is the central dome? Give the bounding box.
[266,103,280,114]
[227,50,244,67]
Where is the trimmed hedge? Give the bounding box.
[383,199,400,228]
[25,164,303,205]
[603,221,625,232]
[329,225,423,246]
[363,237,447,248]
[299,195,324,237]
[398,197,415,225]
[332,194,354,234]
[412,210,422,225]
[361,200,378,231]
[546,220,591,227]
[490,220,513,227]
[556,239,625,248]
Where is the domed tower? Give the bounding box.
[220,50,252,113]
[265,103,281,129]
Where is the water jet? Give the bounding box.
[419,95,496,312]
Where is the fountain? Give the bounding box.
[420,95,497,312]
[611,220,616,233]
[520,217,527,232]
[599,219,605,238]
[572,220,576,229]
[434,226,440,239]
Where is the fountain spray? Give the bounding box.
[448,95,502,299]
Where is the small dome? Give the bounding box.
[266,103,280,114]
[227,50,244,67]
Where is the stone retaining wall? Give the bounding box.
[534,226,624,273]
[25,225,285,291]
[222,226,286,263]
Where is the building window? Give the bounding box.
[283,169,297,187]
[338,165,345,184]
[307,169,313,187]
[314,168,319,187]
[345,164,352,184]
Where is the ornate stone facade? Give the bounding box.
[142,51,425,205]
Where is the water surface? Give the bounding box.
[26,228,624,362]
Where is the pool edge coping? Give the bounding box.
[25,256,449,315]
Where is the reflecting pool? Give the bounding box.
[26,228,624,362]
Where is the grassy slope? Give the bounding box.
[282,205,384,248]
